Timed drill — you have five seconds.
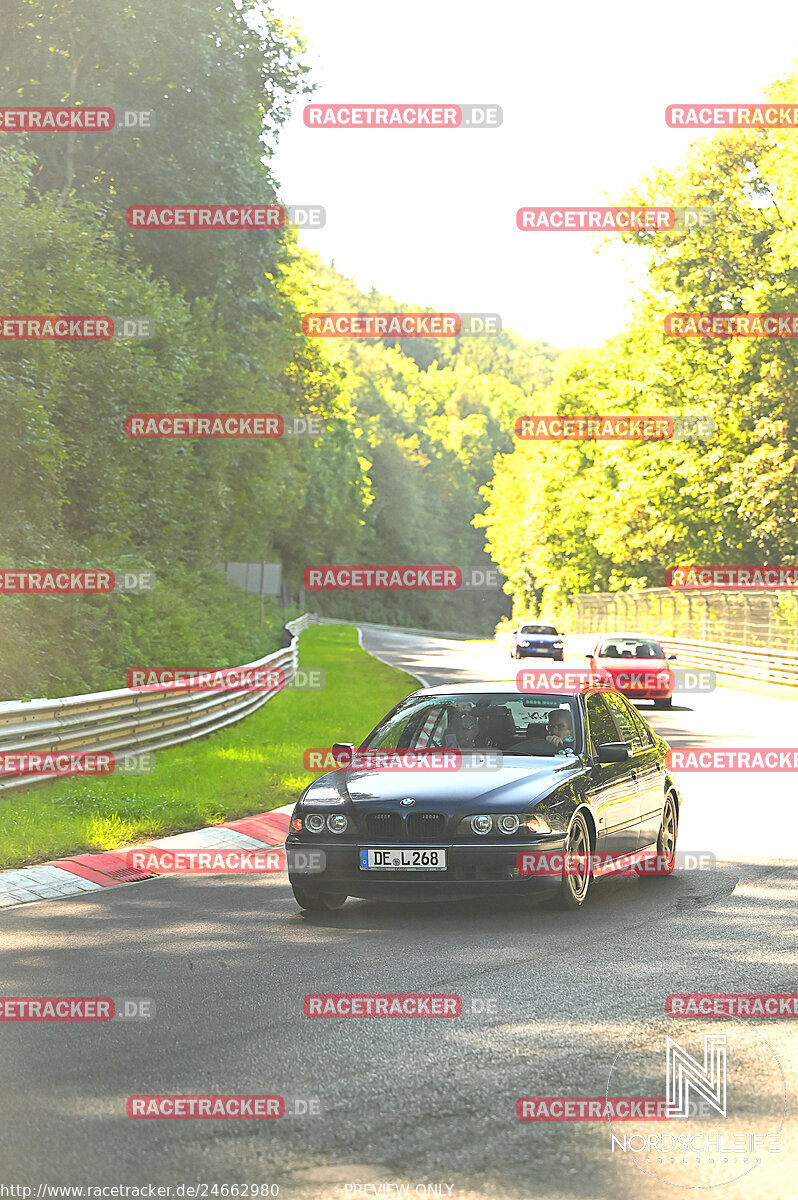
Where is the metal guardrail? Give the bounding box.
[2,612,794,799]
[658,637,798,688]
[574,587,798,651]
[573,585,798,688]
[0,613,316,795]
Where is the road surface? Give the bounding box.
[1,629,795,1200]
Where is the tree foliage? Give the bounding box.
[0,1,558,694]
[479,74,798,623]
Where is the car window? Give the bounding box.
[362,692,581,755]
[604,692,643,748]
[597,637,663,658]
[413,705,449,748]
[372,711,417,749]
[519,624,558,635]
[624,700,654,746]
[585,694,619,750]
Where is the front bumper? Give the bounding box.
[605,670,673,699]
[286,834,566,901]
[516,645,564,659]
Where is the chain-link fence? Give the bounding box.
[574,588,798,651]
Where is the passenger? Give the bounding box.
[456,709,480,749]
[443,708,480,749]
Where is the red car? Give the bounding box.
[586,633,675,708]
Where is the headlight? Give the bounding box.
[461,812,551,837]
[498,814,520,835]
[305,813,326,833]
[553,640,563,647]
[327,814,348,834]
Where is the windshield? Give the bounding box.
[362,692,581,757]
[597,637,664,659]
[519,624,558,635]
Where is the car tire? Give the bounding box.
[653,697,672,709]
[637,793,678,877]
[557,813,592,909]
[290,882,348,911]
[553,653,564,662]
[509,647,517,659]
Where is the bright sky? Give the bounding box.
[270,0,798,349]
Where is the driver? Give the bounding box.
[545,709,573,748]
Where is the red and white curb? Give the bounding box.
[0,804,294,910]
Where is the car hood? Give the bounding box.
[305,756,583,809]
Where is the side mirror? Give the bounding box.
[585,653,594,660]
[332,741,355,766]
[596,742,630,764]
[668,654,677,661]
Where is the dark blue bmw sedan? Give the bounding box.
[286,682,680,913]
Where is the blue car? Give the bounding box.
[511,622,564,660]
[286,682,680,912]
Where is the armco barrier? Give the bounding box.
[0,614,316,796]
[658,637,798,688]
[574,585,798,689]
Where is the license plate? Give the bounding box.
[360,847,447,871]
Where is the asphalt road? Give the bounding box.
[1,630,796,1200]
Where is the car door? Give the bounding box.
[583,692,640,854]
[621,698,667,847]
[603,691,661,848]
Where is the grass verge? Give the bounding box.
[0,625,419,869]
